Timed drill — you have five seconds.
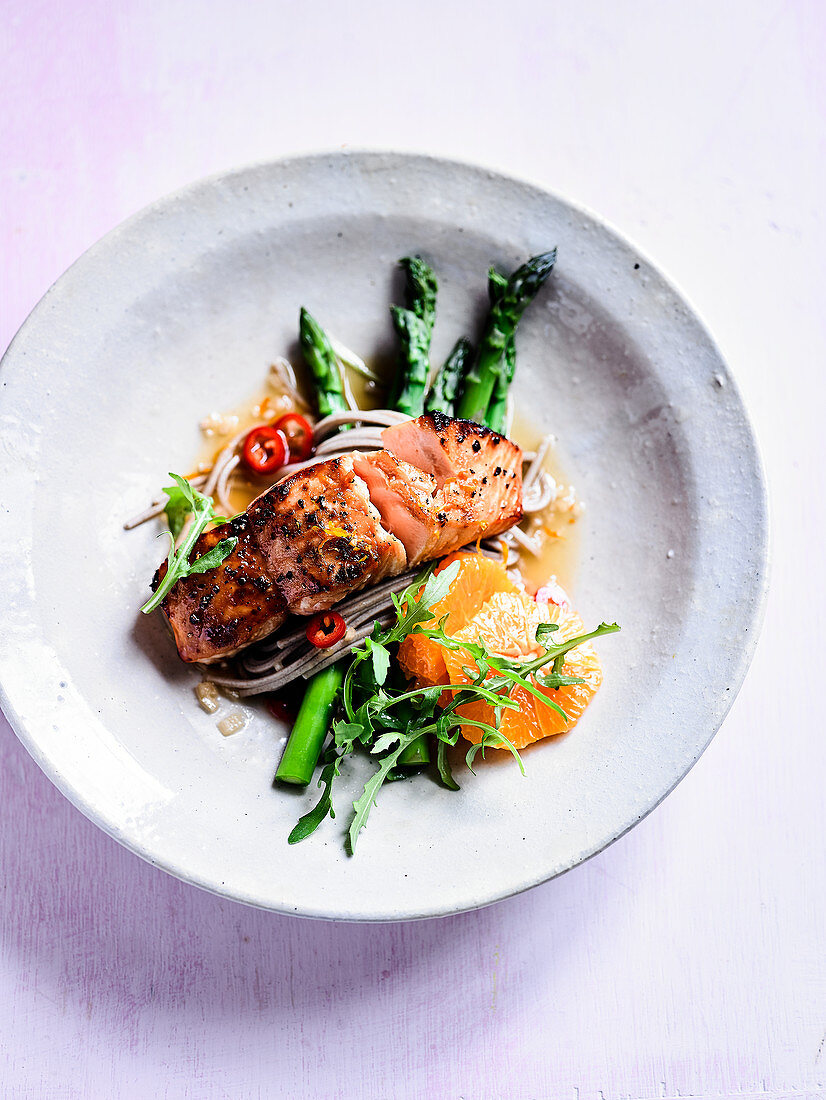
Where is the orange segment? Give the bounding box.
[397,551,517,683]
[531,603,602,740]
[452,686,547,749]
[437,589,603,750]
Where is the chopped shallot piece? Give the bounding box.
[195,681,220,714]
[200,411,240,437]
[217,712,247,737]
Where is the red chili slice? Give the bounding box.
[241,426,288,475]
[305,611,346,649]
[272,412,314,462]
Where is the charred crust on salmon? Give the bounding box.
[157,414,523,660]
[416,410,504,444]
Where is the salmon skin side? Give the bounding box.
[155,414,523,663]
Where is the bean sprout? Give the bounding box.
[269,357,309,410]
[313,409,409,439]
[315,429,385,454]
[328,335,382,382]
[215,454,240,517]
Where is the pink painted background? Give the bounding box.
[2,2,824,1097]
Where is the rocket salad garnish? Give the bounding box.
[140,474,236,615]
[287,560,619,852]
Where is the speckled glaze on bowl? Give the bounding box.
[0,152,767,921]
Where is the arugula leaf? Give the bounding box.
[366,639,391,686]
[140,473,236,615]
[370,732,401,755]
[368,680,514,714]
[418,561,461,611]
[187,536,239,574]
[353,702,376,740]
[436,738,460,791]
[487,664,571,721]
[435,712,460,746]
[348,732,419,853]
[528,622,621,669]
[383,560,461,644]
[163,482,192,540]
[414,620,621,727]
[464,724,525,775]
[340,563,463,726]
[167,472,198,510]
[287,756,342,844]
[332,721,363,754]
[535,671,586,689]
[535,622,560,644]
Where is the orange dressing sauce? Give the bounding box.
[193,383,303,516]
[508,410,582,598]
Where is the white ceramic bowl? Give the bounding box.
[0,152,768,920]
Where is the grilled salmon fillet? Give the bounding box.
[154,413,523,662]
[383,410,522,493]
[351,451,443,564]
[247,455,407,614]
[380,413,523,561]
[155,514,287,663]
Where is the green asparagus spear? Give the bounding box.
[280,310,349,789]
[456,249,557,424]
[390,307,433,416]
[484,269,514,432]
[388,256,438,416]
[402,255,438,336]
[275,664,345,786]
[389,685,432,769]
[299,307,348,418]
[485,343,516,433]
[488,267,508,302]
[425,337,472,415]
[397,735,431,767]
